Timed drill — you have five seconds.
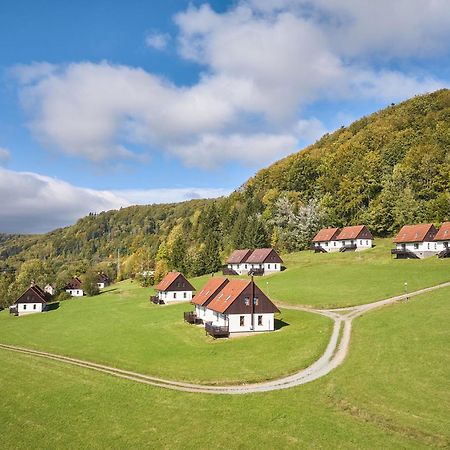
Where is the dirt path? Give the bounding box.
[1,281,449,395]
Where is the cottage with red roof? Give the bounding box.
[189,278,279,337]
[434,222,450,258]
[65,277,84,297]
[191,277,229,322]
[392,223,438,259]
[153,272,195,304]
[312,226,373,253]
[9,284,48,316]
[225,248,283,275]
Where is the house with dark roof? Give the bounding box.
[187,277,280,337]
[392,223,438,259]
[153,272,195,304]
[434,222,450,258]
[224,248,283,275]
[65,277,84,297]
[312,226,373,252]
[97,273,111,289]
[191,277,229,323]
[10,284,48,316]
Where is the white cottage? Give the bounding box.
[190,277,229,323]
[202,278,280,337]
[434,222,450,258]
[311,227,341,252]
[65,277,84,297]
[97,272,111,289]
[9,285,47,316]
[44,284,55,296]
[153,272,195,304]
[392,223,438,259]
[225,249,253,275]
[312,225,373,252]
[224,248,283,276]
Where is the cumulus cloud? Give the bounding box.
[0,168,229,234]
[145,32,171,50]
[11,1,450,170]
[0,147,10,165]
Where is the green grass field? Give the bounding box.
[256,238,450,308]
[0,281,331,384]
[1,284,448,449]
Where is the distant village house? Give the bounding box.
[97,273,111,289]
[9,285,48,316]
[65,277,84,297]
[151,272,195,304]
[434,222,450,258]
[312,225,373,252]
[224,248,283,276]
[44,284,55,296]
[392,223,439,259]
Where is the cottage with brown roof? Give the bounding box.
[153,272,195,304]
[434,222,450,258]
[392,223,438,259]
[224,248,283,275]
[312,226,373,253]
[97,273,111,289]
[65,277,84,297]
[189,278,279,337]
[9,285,48,316]
[191,277,229,322]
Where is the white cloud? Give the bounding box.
[0,167,229,234]
[11,1,450,170]
[145,32,171,50]
[0,147,10,165]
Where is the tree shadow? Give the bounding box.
[98,288,118,295]
[275,318,289,330]
[44,302,60,312]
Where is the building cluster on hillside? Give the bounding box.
[311,225,374,252]
[391,222,450,259]
[224,248,283,276]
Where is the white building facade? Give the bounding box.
[155,272,195,304]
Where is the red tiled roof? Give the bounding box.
[434,222,450,241]
[156,272,194,292]
[207,279,250,314]
[312,228,340,242]
[246,248,282,264]
[192,278,229,306]
[226,249,252,264]
[336,225,373,240]
[393,224,437,243]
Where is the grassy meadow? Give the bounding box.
[0,281,331,384]
[1,284,448,449]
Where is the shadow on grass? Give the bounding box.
[275,318,289,330]
[99,288,118,295]
[44,302,60,312]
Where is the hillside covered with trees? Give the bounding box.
[1,89,449,306]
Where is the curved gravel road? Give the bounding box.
[1,281,449,394]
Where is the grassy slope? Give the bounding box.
[0,281,331,385]
[258,238,450,308]
[2,286,449,449]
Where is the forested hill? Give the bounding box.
[1,89,449,304]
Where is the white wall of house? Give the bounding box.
[195,305,215,322]
[66,289,84,297]
[227,263,250,274]
[209,311,275,332]
[158,290,193,302]
[315,240,341,252]
[355,239,373,250]
[395,241,439,258]
[435,241,450,251]
[97,282,105,289]
[16,303,44,315]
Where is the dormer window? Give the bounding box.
[244,297,249,306]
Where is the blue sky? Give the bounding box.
[0,0,449,233]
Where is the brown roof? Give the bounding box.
[207,279,279,315]
[207,279,251,313]
[226,249,252,264]
[434,222,450,241]
[15,285,47,305]
[156,272,195,292]
[246,248,283,264]
[336,225,373,241]
[192,277,229,306]
[65,277,83,290]
[393,224,437,243]
[312,228,340,242]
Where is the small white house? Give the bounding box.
[44,284,55,296]
[10,285,47,316]
[311,227,341,252]
[434,222,450,257]
[246,248,283,274]
[96,273,111,289]
[201,278,280,337]
[312,226,373,252]
[191,277,229,322]
[154,272,195,304]
[65,277,84,297]
[225,249,253,275]
[392,223,438,259]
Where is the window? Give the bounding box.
[23,305,27,310]
[245,264,247,269]
[414,243,419,250]
[333,242,336,246]
[254,298,259,306]
[173,292,177,299]
[258,315,263,326]
[268,264,271,269]
[244,297,249,306]
[33,304,36,310]
[360,240,362,245]
[325,242,328,246]
[366,240,368,245]
[183,292,187,299]
[427,243,430,249]
[240,316,245,326]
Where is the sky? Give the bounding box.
[0,0,449,234]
